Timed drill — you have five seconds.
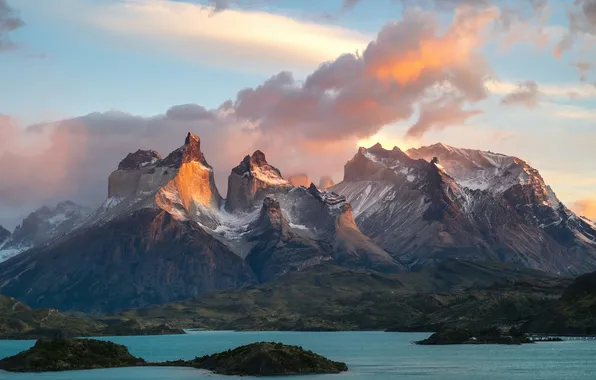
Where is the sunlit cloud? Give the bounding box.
[53,0,371,72]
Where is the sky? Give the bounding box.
[0,0,595,229]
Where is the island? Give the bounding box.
[162,342,348,376]
[415,327,534,345]
[0,339,348,376]
[0,338,145,372]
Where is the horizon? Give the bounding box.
[1,0,596,228]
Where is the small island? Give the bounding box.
[0,338,145,372]
[415,327,534,345]
[163,342,348,376]
[0,339,348,376]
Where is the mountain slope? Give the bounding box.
[0,201,91,262]
[331,143,596,275]
[0,208,256,313]
[0,134,399,313]
[114,261,564,331]
[525,270,596,335]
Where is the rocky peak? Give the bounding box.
[10,201,91,248]
[250,150,268,167]
[344,144,419,183]
[256,197,287,232]
[117,150,161,170]
[160,132,211,168]
[185,131,199,145]
[226,151,289,212]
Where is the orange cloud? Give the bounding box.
[571,200,596,220]
[369,6,498,85]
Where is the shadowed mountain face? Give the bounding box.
[0,208,256,313]
[0,226,9,247]
[331,143,596,275]
[114,260,566,331]
[245,188,404,282]
[0,201,92,262]
[525,270,596,335]
[225,150,291,212]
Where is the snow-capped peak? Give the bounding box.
[407,144,548,196]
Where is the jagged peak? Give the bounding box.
[230,150,286,185]
[117,149,161,170]
[306,183,346,207]
[250,150,267,166]
[185,132,200,146]
[253,196,287,232]
[159,132,210,168]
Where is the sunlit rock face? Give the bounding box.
[155,133,223,225]
[226,150,291,212]
[98,132,222,226]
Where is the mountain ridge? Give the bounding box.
[331,142,596,275]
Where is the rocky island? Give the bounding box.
[415,327,533,345]
[0,338,145,372]
[163,342,348,376]
[0,339,348,376]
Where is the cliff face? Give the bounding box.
[92,132,222,228]
[225,150,290,212]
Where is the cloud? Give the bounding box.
[573,61,593,82]
[341,0,360,10]
[487,79,596,98]
[570,199,596,220]
[555,0,596,57]
[548,102,596,120]
[406,95,483,139]
[500,80,541,108]
[0,0,24,51]
[0,5,500,227]
[60,0,370,72]
[234,6,497,143]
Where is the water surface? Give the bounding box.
[1,331,595,379]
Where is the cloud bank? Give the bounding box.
[73,0,370,72]
[0,4,500,228]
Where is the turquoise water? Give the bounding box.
[1,331,596,379]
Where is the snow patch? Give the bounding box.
[251,166,289,186]
[0,247,30,263]
[289,223,309,230]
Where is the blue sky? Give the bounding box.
[2,0,589,122]
[1,0,596,226]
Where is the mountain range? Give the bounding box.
[0,132,594,313]
[333,143,596,274]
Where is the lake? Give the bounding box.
[1,331,596,379]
